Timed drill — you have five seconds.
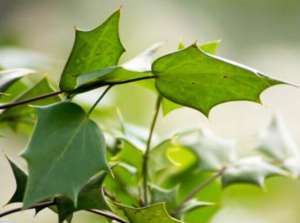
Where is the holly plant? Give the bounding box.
[0,9,298,223]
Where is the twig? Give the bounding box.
[0,200,55,218]
[0,90,64,110]
[142,96,162,205]
[87,209,128,223]
[172,167,226,214]
[87,85,112,116]
[0,75,156,110]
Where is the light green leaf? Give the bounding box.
[0,78,60,129]
[21,102,108,208]
[6,158,27,204]
[154,44,283,116]
[75,42,162,92]
[111,138,143,176]
[178,129,285,187]
[257,116,300,176]
[222,156,285,187]
[161,40,221,116]
[121,203,182,223]
[59,10,125,91]
[150,185,178,212]
[177,199,213,216]
[0,68,35,92]
[178,129,236,171]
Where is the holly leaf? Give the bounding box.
[256,116,300,176]
[55,172,108,223]
[154,44,284,116]
[59,10,125,91]
[222,156,285,187]
[161,40,221,116]
[75,42,162,92]
[0,78,60,130]
[178,129,285,187]
[21,102,108,208]
[0,68,35,92]
[121,203,182,223]
[111,138,143,176]
[6,158,27,204]
[150,185,178,212]
[177,129,236,171]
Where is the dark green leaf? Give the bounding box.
[55,172,108,223]
[154,44,284,116]
[22,102,108,208]
[59,10,125,91]
[6,158,27,204]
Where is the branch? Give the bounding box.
[142,95,162,205]
[88,209,128,223]
[172,167,226,214]
[0,75,156,110]
[0,201,127,223]
[0,90,64,110]
[0,200,55,218]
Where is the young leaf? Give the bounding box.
[121,203,182,223]
[0,78,60,129]
[150,185,178,211]
[178,129,236,171]
[178,129,285,187]
[59,10,125,91]
[154,44,284,116]
[55,172,108,223]
[0,68,35,92]
[6,158,27,204]
[21,102,108,208]
[222,156,285,187]
[256,116,300,176]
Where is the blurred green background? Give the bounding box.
[1,0,300,222]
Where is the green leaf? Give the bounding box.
[21,101,108,208]
[178,129,236,171]
[6,158,27,204]
[222,156,285,187]
[111,138,143,176]
[59,10,125,91]
[256,116,300,176]
[161,40,221,116]
[0,78,60,129]
[154,44,283,116]
[75,42,162,92]
[121,203,182,223]
[150,185,178,212]
[55,172,107,223]
[0,68,35,92]
[179,129,285,187]
[177,199,213,217]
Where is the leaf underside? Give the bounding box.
[154,44,284,116]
